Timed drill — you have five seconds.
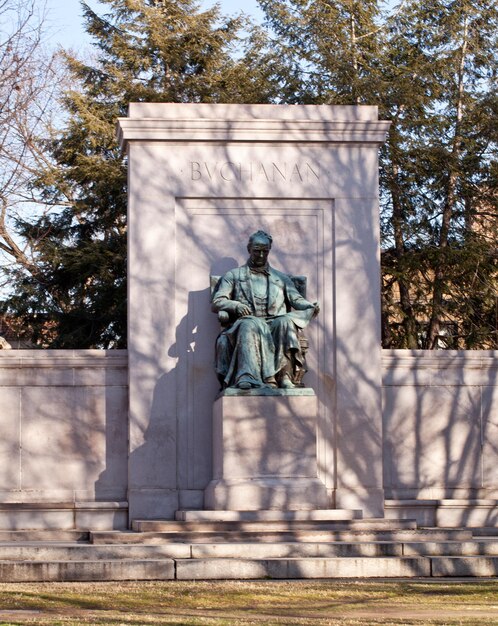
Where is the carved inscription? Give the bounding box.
[190,161,320,182]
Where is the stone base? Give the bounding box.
[128,489,179,522]
[205,392,329,511]
[204,478,330,511]
[0,502,128,530]
[175,509,363,521]
[385,499,498,528]
[334,488,385,519]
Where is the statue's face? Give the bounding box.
[248,242,270,267]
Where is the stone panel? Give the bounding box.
[383,385,482,496]
[0,388,21,491]
[482,384,498,490]
[20,386,127,498]
[212,395,319,479]
[21,386,105,491]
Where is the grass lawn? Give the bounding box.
[0,580,497,625]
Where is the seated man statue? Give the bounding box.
[212,230,320,390]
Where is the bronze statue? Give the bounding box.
[212,230,319,390]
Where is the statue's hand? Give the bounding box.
[236,303,252,317]
[311,302,320,318]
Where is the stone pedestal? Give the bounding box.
[204,391,329,510]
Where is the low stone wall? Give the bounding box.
[0,350,128,529]
[0,348,497,529]
[382,349,498,527]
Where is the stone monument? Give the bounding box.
[117,103,390,520]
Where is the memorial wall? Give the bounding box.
[0,104,495,530]
[0,349,495,528]
[0,350,128,529]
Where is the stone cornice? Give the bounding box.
[382,349,498,370]
[0,349,128,369]
[117,117,391,149]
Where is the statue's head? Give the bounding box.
[247,230,272,268]
[247,230,272,250]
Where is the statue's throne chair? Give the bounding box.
[210,275,309,387]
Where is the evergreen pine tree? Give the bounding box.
[259,0,385,104]
[3,0,280,347]
[258,0,497,348]
[380,0,497,348]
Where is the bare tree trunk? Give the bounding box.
[386,118,420,348]
[0,0,66,294]
[425,15,469,349]
[391,166,419,347]
[350,2,361,104]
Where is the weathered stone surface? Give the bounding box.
[431,556,498,577]
[175,509,362,522]
[0,559,175,582]
[175,557,431,580]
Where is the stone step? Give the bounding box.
[91,528,473,544]
[472,527,498,537]
[190,540,498,558]
[1,554,496,581]
[0,531,89,542]
[431,556,498,577]
[175,509,363,522]
[0,543,191,560]
[131,518,417,533]
[0,539,496,561]
[403,541,498,557]
[175,556,498,580]
[0,559,174,582]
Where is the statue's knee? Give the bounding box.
[271,317,293,333]
[238,317,261,338]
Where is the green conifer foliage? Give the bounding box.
[259,0,384,104]
[4,0,496,349]
[380,0,497,348]
[259,0,497,348]
[3,0,280,347]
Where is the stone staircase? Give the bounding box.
[0,511,497,581]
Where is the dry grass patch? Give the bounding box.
[0,581,497,625]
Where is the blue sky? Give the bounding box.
[44,0,263,51]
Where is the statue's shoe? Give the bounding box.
[264,376,278,388]
[279,375,296,389]
[236,380,252,389]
